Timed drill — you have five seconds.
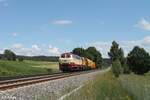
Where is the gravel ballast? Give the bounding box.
[0,68,110,100]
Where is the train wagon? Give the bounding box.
[84,58,96,69]
[59,53,96,72]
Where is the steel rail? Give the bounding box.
[0,70,96,90]
[0,72,67,85]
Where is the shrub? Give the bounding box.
[112,59,122,77]
[122,64,130,74]
[18,57,24,62]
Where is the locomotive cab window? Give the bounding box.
[61,54,65,58]
[66,54,71,58]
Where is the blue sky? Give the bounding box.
[0,0,150,57]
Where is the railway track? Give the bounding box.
[0,70,96,91]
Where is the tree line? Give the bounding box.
[108,41,150,77]
[0,49,58,62]
[73,41,150,76]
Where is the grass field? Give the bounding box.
[145,71,150,76]
[65,71,132,100]
[24,60,59,71]
[0,60,59,77]
[119,73,150,100]
[64,71,150,100]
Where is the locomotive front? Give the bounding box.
[59,53,82,72]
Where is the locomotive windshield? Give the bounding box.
[61,53,71,58]
[61,54,65,58]
[66,54,71,58]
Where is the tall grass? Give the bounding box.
[65,71,132,100]
[119,73,150,100]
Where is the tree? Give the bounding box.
[108,41,130,74]
[127,46,150,74]
[108,41,125,64]
[112,59,122,77]
[12,53,16,61]
[85,47,103,68]
[123,64,130,74]
[108,41,120,61]
[95,54,103,69]
[72,47,103,68]
[86,47,97,61]
[0,55,2,60]
[4,49,16,61]
[118,48,126,66]
[72,47,85,57]
[84,51,94,60]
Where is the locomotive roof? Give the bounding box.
[61,52,80,57]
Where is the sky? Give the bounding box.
[0,0,150,57]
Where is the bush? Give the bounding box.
[122,64,130,74]
[18,57,24,62]
[112,59,122,77]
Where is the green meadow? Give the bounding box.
[0,60,59,77]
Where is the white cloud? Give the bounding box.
[0,49,4,54]
[136,18,150,31]
[12,32,18,37]
[11,43,33,56]
[32,45,41,51]
[0,43,61,56]
[142,36,150,46]
[1,36,150,58]
[48,45,60,56]
[87,36,150,58]
[52,20,72,25]
[87,41,111,58]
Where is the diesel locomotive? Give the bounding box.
[59,53,96,72]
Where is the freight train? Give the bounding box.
[59,53,96,72]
